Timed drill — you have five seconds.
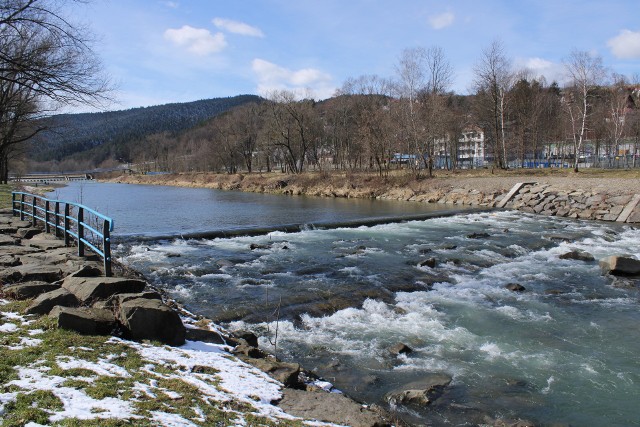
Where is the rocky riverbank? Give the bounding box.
[106,170,640,224]
[0,209,393,426]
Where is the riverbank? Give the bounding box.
[0,209,392,426]
[105,169,640,223]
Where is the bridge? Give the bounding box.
[10,173,93,183]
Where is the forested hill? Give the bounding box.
[30,95,262,165]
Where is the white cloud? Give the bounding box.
[607,29,640,59]
[164,25,227,55]
[515,57,564,84]
[161,1,179,8]
[252,59,335,99]
[429,12,455,30]
[213,18,264,38]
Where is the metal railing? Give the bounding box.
[11,192,114,276]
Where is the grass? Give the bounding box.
[0,298,306,427]
[0,183,13,210]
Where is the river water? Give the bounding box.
[56,182,640,426]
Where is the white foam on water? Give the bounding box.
[541,376,555,394]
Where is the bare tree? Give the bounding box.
[473,40,514,169]
[0,0,110,180]
[562,49,607,172]
[264,90,320,174]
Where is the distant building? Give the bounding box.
[434,126,488,169]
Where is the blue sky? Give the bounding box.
[72,0,640,111]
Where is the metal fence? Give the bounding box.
[11,192,114,276]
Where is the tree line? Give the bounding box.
[132,41,639,176]
[2,2,639,180]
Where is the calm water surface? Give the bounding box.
[58,182,640,426]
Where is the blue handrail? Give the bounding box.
[11,192,115,276]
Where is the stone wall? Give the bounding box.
[501,183,640,223]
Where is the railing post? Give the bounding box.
[45,200,50,233]
[20,193,25,220]
[54,202,60,238]
[11,193,16,216]
[31,196,36,226]
[64,204,70,246]
[77,207,85,257]
[103,220,112,277]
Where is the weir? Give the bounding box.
[126,207,493,242]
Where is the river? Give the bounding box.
[56,181,640,426]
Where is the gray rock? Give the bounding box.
[0,245,42,256]
[17,227,43,239]
[505,283,526,292]
[216,259,235,268]
[49,306,117,335]
[233,343,266,359]
[418,258,437,268]
[66,264,104,278]
[467,232,490,239]
[388,343,413,356]
[599,255,640,277]
[0,254,20,267]
[559,250,595,262]
[3,281,60,299]
[9,220,32,228]
[118,298,186,346]
[0,225,18,234]
[25,288,79,315]
[248,358,301,387]
[278,388,388,427]
[0,234,18,246]
[385,373,452,406]
[106,290,162,307]
[0,264,63,284]
[62,276,147,303]
[26,239,68,250]
[185,328,230,345]
[232,330,259,347]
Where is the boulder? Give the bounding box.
[233,343,266,359]
[17,227,43,239]
[249,243,271,250]
[599,255,640,277]
[418,258,437,268]
[385,373,452,406]
[467,232,490,239]
[248,358,301,387]
[25,288,79,315]
[505,283,526,292]
[62,276,147,303]
[106,290,162,308]
[26,239,68,250]
[278,388,388,427]
[232,330,259,347]
[388,343,413,356]
[216,259,235,268]
[9,220,32,228]
[49,306,118,335]
[0,264,63,284]
[3,281,60,299]
[185,328,231,345]
[0,225,18,234]
[66,264,104,278]
[0,254,20,267]
[118,298,185,346]
[559,250,595,262]
[0,234,18,246]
